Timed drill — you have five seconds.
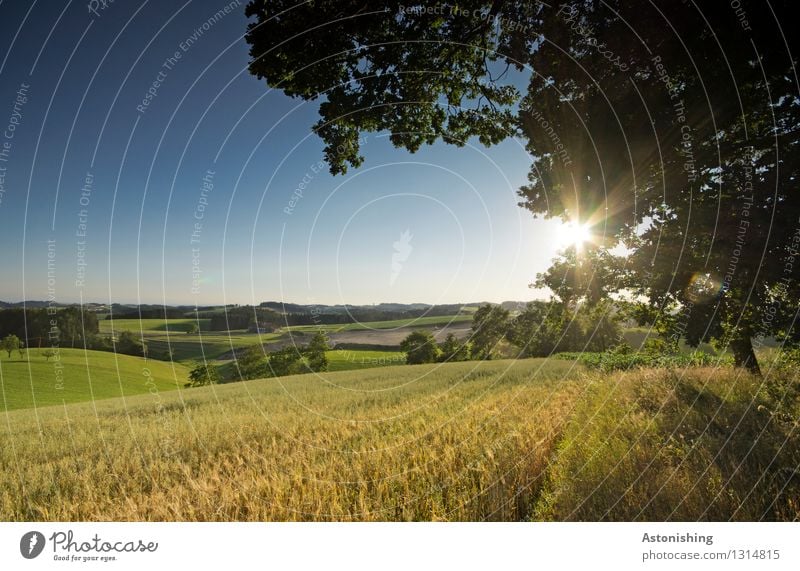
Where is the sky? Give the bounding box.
[0,0,567,306]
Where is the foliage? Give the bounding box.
[437,332,470,362]
[400,330,441,365]
[506,299,622,357]
[266,347,308,377]
[244,1,800,375]
[235,344,270,380]
[1,334,21,358]
[115,330,147,357]
[304,331,330,372]
[0,307,99,348]
[556,347,732,373]
[186,363,221,387]
[470,304,510,360]
[244,1,523,175]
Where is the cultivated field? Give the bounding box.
[1,358,796,521]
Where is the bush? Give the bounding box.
[400,331,440,364]
[186,363,221,387]
[235,345,269,380]
[556,347,731,372]
[267,346,306,376]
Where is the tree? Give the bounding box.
[115,330,147,357]
[186,363,221,387]
[244,1,522,175]
[470,304,509,360]
[506,301,565,357]
[267,346,306,377]
[304,331,330,372]
[400,330,441,364]
[1,334,20,358]
[186,322,199,335]
[438,332,470,362]
[236,344,269,380]
[245,1,799,375]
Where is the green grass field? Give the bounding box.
[99,317,211,334]
[1,357,797,521]
[0,349,190,411]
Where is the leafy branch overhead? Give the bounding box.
[245,1,531,174]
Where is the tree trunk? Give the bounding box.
[731,333,761,376]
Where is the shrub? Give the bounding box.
[186,363,221,387]
[400,331,440,364]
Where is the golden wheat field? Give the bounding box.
[0,358,797,521]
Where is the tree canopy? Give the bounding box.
[245,1,799,373]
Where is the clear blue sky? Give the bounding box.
[0,0,564,306]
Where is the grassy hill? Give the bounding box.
[1,357,797,521]
[0,349,190,411]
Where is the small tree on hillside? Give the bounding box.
[267,346,306,377]
[304,331,330,372]
[236,344,269,380]
[400,330,440,365]
[1,334,21,358]
[186,362,221,387]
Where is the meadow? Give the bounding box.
[1,357,796,521]
[0,349,189,411]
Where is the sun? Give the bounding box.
[557,220,593,251]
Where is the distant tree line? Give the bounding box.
[106,307,187,319]
[0,307,150,358]
[200,304,472,331]
[0,307,99,347]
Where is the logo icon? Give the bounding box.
[20,531,45,559]
[390,229,413,286]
